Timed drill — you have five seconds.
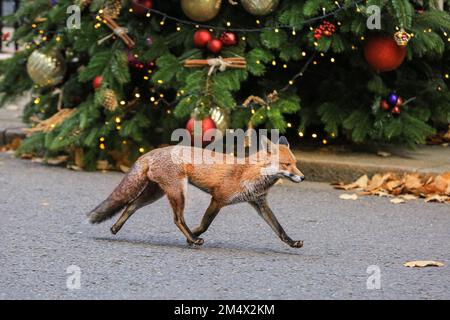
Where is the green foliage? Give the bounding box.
[0,0,449,169]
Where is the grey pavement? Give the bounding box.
[0,152,449,300]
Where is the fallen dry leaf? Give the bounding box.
[333,175,368,190]
[46,155,69,165]
[399,194,418,201]
[403,173,424,194]
[367,173,394,191]
[390,198,405,204]
[339,193,358,200]
[404,260,444,268]
[424,194,450,203]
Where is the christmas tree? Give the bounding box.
[0,0,449,169]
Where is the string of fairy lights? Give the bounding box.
[26,0,450,151]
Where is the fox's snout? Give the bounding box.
[285,172,305,183]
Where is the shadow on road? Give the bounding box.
[92,236,307,257]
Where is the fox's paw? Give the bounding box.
[110,226,119,235]
[289,240,304,248]
[187,237,204,246]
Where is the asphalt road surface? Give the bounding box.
[0,153,449,299]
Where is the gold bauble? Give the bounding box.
[27,50,66,87]
[241,0,279,16]
[210,107,230,134]
[181,0,222,22]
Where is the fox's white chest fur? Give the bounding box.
[227,175,278,204]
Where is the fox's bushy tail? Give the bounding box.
[87,160,149,224]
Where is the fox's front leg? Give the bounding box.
[192,198,222,237]
[250,197,303,248]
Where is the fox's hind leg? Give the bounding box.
[111,181,164,235]
[162,182,203,246]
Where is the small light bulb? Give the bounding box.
[139,147,145,153]
[312,133,318,138]
[298,132,304,137]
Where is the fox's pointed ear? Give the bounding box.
[278,136,290,148]
[260,135,277,154]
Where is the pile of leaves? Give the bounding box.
[333,172,450,204]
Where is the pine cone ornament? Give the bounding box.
[75,0,92,9]
[104,0,122,19]
[102,89,119,111]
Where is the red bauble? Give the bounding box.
[131,0,153,17]
[193,29,213,48]
[380,99,390,111]
[364,35,406,72]
[207,39,223,54]
[391,105,401,115]
[92,76,103,90]
[186,117,217,145]
[220,32,237,46]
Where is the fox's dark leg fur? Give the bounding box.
[110,182,164,235]
[87,160,149,224]
[250,196,303,248]
[192,198,222,237]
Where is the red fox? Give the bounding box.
[87,136,305,248]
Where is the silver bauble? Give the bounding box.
[27,50,66,87]
[181,0,222,22]
[241,0,279,16]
